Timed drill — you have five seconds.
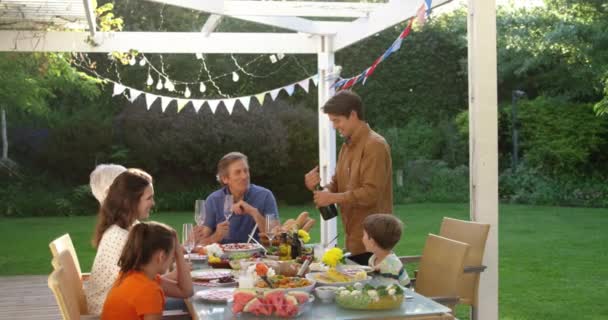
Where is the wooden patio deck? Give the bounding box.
[0,275,61,320]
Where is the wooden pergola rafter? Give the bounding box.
[0,1,499,319]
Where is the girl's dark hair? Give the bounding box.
[118,221,176,276]
[92,168,153,248]
[363,214,403,250]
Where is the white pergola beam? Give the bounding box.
[334,0,451,51]
[468,0,499,319]
[0,31,319,54]
[201,14,223,37]
[146,0,382,18]
[82,0,97,37]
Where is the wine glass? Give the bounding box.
[223,194,234,222]
[182,223,194,262]
[265,214,279,247]
[194,200,206,226]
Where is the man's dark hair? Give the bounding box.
[322,91,365,120]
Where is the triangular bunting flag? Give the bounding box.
[144,93,158,110]
[240,97,251,111]
[390,38,403,53]
[207,100,220,114]
[255,93,267,106]
[270,88,282,101]
[312,75,319,86]
[176,99,189,113]
[416,4,427,26]
[160,96,172,113]
[113,83,126,96]
[191,100,204,113]
[128,89,141,103]
[297,79,310,93]
[224,98,237,114]
[284,84,296,96]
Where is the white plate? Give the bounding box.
[221,243,264,253]
[305,272,371,287]
[185,253,207,261]
[191,269,233,281]
[195,288,235,303]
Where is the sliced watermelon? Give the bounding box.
[276,295,299,318]
[232,289,257,313]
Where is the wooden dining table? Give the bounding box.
[184,257,454,320]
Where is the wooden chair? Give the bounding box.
[413,234,469,311]
[48,251,98,320]
[49,233,89,280]
[400,217,490,319]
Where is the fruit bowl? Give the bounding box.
[334,284,404,310]
[229,289,314,318]
[254,275,316,293]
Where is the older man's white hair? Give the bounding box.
[89,164,127,204]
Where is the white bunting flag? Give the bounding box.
[224,98,237,114]
[113,83,126,96]
[160,96,172,113]
[297,79,310,93]
[144,93,158,110]
[176,99,189,113]
[207,100,220,114]
[312,75,319,86]
[255,93,267,106]
[270,88,282,101]
[128,89,141,103]
[284,84,296,96]
[191,100,204,113]
[240,97,251,111]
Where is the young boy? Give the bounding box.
[361,214,410,287]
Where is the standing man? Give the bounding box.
[305,91,393,265]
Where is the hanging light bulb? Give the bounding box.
[184,86,191,98]
[129,56,136,66]
[195,53,203,60]
[165,78,175,92]
[232,72,239,82]
[199,82,206,93]
[156,78,163,90]
[146,74,154,86]
[139,58,146,66]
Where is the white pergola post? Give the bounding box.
[468,0,498,319]
[317,35,338,248]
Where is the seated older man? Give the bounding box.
[195,152,279,244]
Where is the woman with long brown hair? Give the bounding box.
[85,168,155,315]
[101,222,193,320]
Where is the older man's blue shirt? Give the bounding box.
[203,184,279,244]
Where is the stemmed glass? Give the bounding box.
[223,194,234,222]
[182,223,194,262]
[194,200,206,226]
[265,214,279,248]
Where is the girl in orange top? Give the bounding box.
[101,222,193,320]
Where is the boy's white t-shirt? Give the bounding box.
[368,252,410,287]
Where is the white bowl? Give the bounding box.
[315,286,337,303]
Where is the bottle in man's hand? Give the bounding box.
[315,184,338,221]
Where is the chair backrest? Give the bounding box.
[50,248,88,315]
[439,217,490,306]
[48,252,88,319]
[415,234,469,306]
[49,233,83,277]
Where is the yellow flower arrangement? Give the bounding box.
[322,247,344,268]
[297,229,311,243]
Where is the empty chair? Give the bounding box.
[48,250,97,319]
[412,234,470,311]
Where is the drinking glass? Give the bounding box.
[265,214,279,247]
[223,194,234,222]
[194,200,206,226]
[182,223,194,262]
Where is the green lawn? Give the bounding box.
[1,203,606,319]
